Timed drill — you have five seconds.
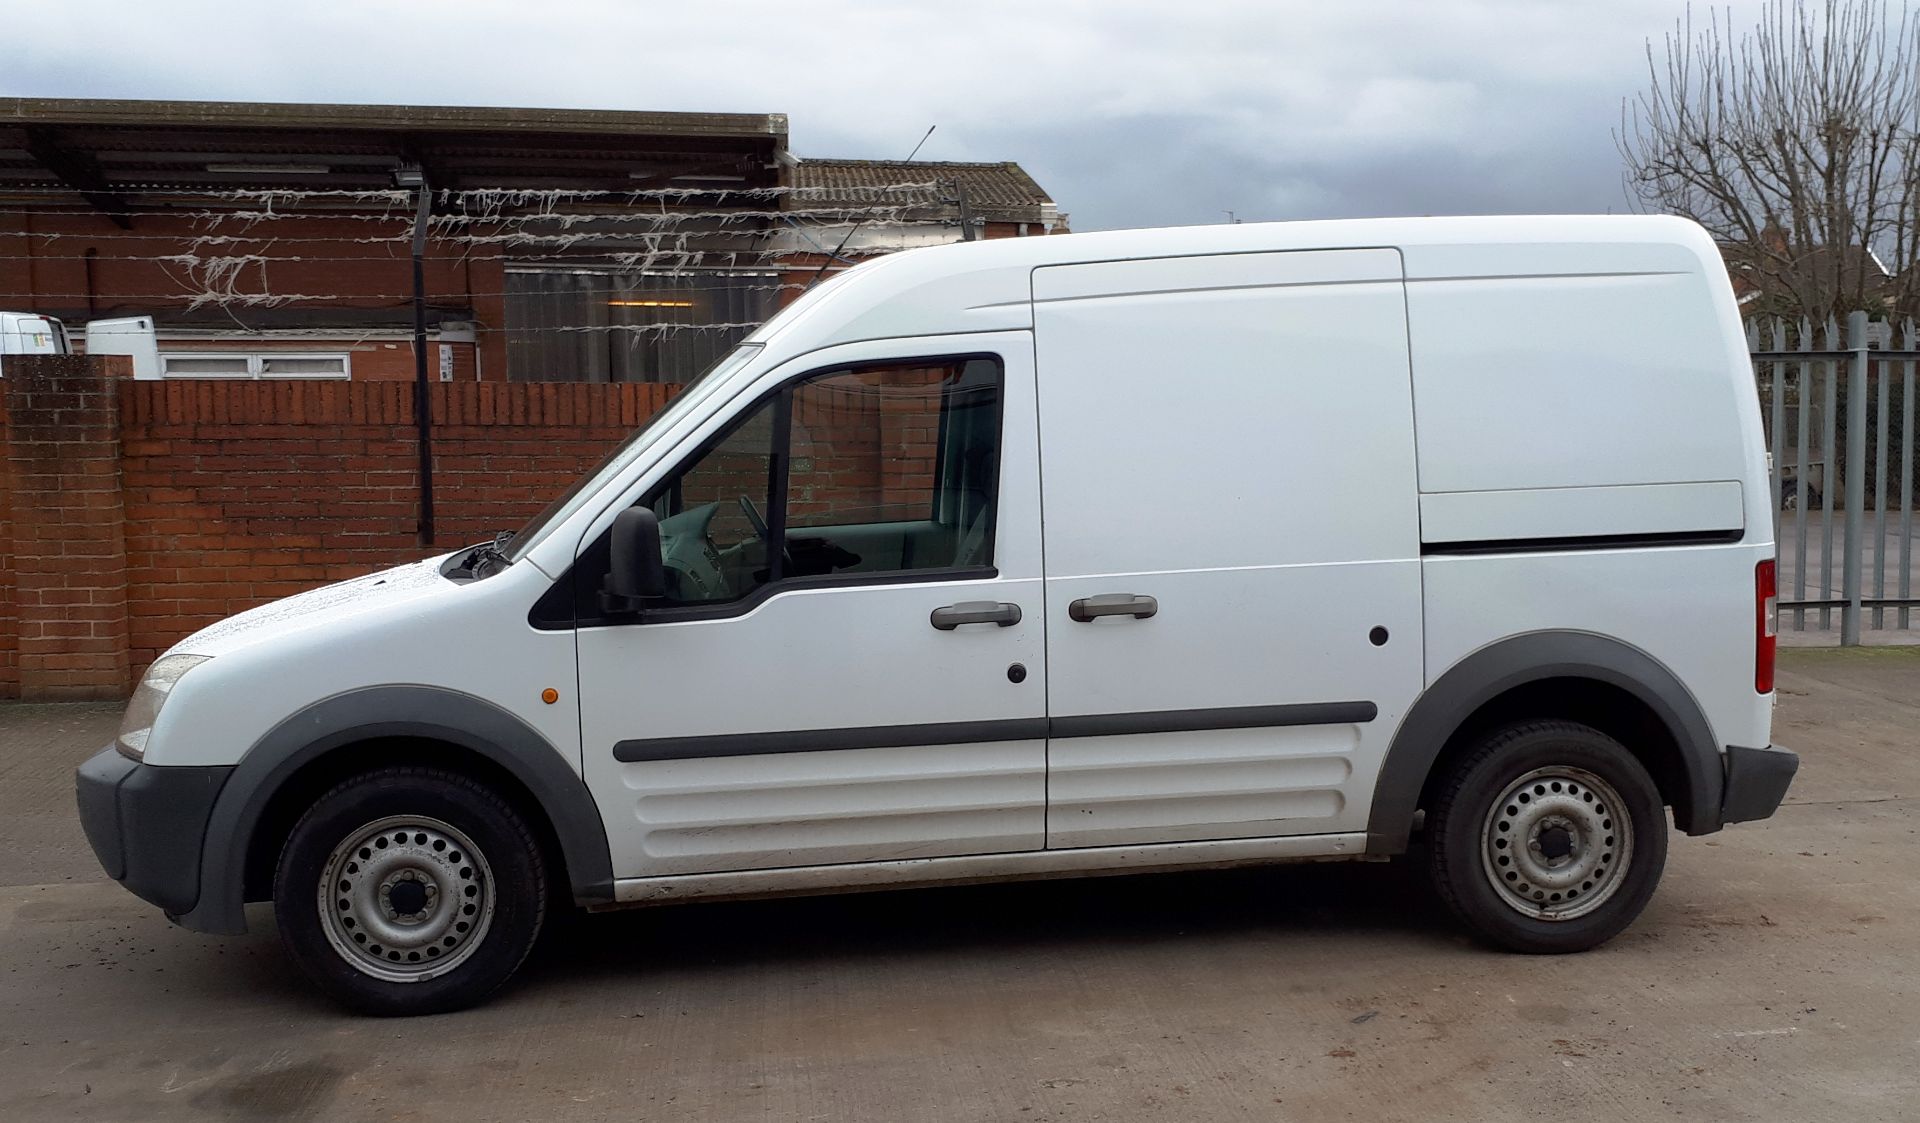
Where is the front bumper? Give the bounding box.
[75,747,233,918]
[1721,744,1799,825]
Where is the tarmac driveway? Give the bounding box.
[0,649,1914,1122]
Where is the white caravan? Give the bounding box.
[77,215,1798,1015]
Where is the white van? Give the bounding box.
[83,316,163,380]
[0,310,71,372]
[76,215,1798,1015]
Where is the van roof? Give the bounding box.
[757,214,1721,355]
[916,213,1709,267]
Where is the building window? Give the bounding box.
[503,269,779,384]
[161,353,351,380]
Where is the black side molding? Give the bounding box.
[613,701,1378,763]
[1421,528,1743,556]
[1048,701,1375,740]
[618,718,1051,763]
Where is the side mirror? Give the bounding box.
[601,506,666,614]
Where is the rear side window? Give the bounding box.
[566,355,1002,621]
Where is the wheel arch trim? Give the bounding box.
[176,685,614,935]
[1365,630,1725,855]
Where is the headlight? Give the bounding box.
[116,655,211,761]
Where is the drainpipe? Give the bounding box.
[399,167,435,547]
[83,247,99,317]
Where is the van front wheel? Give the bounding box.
[273,766,547,1015]
[1425,721,1667,953]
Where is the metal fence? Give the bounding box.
[1751,312,1919,641]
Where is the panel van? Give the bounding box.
[84,315,163,380]
[76,215,1799,1014]
[0,310,70,372]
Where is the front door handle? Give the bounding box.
[930,601,1023,630]
[1068,593,1159,622]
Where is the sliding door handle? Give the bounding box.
[930,601,1022,630]
[1068,593,1159,622]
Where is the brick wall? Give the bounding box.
[0,354,680,698]
[0,391,14,696]
[3,355,135,699]
[115,379,678,678]
[0,356,968,700]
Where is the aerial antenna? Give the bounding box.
[806,124,937,289]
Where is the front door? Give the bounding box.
[576,335,1046,879]
[1032,250,1426,849]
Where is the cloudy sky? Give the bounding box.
[9,0,1771,230]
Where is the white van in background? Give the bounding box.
[0,311,70,372]
[1,314,163,379]
[84,316,163,380]
[76,215,1799,1015]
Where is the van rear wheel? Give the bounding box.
[273,766,547,1015]
[1425,721,1667,953]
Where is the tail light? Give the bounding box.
[1755,559,1778,693]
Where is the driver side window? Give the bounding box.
[644,400,778,604]
[631,354,1002,611]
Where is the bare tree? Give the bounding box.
[1619,1,1920,322]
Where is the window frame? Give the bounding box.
[159,351,352,380]
[540,351,1005,630]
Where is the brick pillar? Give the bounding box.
[3,354,133,700]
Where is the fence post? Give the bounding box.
[1793,318,1812,630]
[1842,311,1869,645]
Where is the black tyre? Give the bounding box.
[273,766,547,1015]
[1426,721,1667,954]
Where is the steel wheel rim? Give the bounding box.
[317,814,496,983]
[1480,766,1633,921]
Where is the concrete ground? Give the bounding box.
[0,649,1915,1122]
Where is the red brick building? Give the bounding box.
[0,98,1063,386]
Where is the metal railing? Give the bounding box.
[1750,311,1919,641]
